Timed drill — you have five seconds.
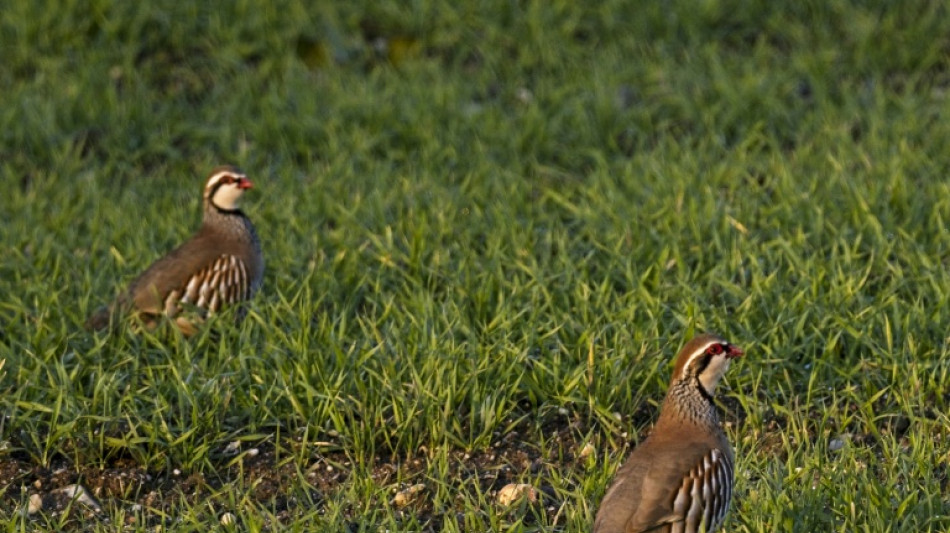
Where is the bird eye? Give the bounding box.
[707,344,724,355]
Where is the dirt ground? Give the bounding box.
[0,412,601,530]
[5,399,878,531]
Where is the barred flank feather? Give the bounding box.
[169,254,252,314]
[671,449,734,533]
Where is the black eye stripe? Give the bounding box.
[694,353,712,375]
[207,175,242,196]
[689,342,734,376]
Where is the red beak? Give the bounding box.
[726,344,744,359]
[237,177,253,189]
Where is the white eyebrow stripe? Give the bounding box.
[681,340,724,368]
[206,171,247,187]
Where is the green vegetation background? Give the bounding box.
[2,0,949,530]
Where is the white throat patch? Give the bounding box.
[698,356,731,395]
[211,182,245,210]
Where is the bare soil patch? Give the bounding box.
[0,413,594,530]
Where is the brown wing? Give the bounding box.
[594,441,734,533]
[124,233,253,317]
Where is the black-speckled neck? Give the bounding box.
[662,377,722,431]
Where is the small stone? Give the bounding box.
[33,479,41,489]
[246,448,259,457]
[220,512,237,526]
[27,494,43,514]
[222,441,241,456]
[496,483,538,506]
[578,442,596,459]
[516,87,533,104]
[52,484,102,513]
[557,407,569,416]
[392,484,425,507]
[173,469,181,476]
[828,434,851,452]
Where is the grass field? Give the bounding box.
[2,1,950,530]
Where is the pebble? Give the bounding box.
[496,483,538,506]
[220,512,237,526]
[28,484,103,514]
[516,87,534,104]
[392,484,425,507]
[27,494,43,514]
[829,434,850,452]
[62,484,102,512]
[222,441,242,456]
[578,442,596,459]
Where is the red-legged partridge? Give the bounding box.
[594,333,744,533]
[86,166,264,335]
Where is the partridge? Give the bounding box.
[86,166,264,335]
[593,333,744,533]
